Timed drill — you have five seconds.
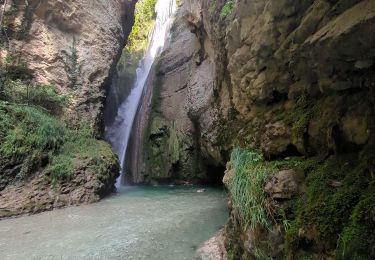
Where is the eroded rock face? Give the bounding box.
[264,169,305,199]
[142,0,375,258]
[132,2,223,184]
[0,0,135,217]
[0,141,119,219]
[3,0,136,134]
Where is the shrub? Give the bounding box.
[0,104,68,180]
[3,81,69,114]
[25,84,70,115]
[44,123,113,185]
[1,54,33,82]
[220,1,233,19]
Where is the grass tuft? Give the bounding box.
[229,147,270,230]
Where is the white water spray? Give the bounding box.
[105,0,177,186]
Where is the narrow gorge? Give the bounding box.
[0,0,374,259]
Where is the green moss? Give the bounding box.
[229,148,318,229]
[227,145,374,258]
[45,125,116,184]
[143,114,182,180]
[220,1,234,19]
[273,94,312,149]
[285,150,375,258]
[335,189,375,260]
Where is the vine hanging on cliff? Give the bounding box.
[63,37,83,89]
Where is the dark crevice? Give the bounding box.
[203,164,226,186]
[267,144,303,160]
[267,90,288,104]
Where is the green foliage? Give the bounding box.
[44,123,95,184]
[229,148,269,229]
[0,54,111,186]
[0,103,67,180]
[24,84,69,114]
[127,0,157,51]
[229,148,315,231]
[273,93,312,149]
[1,54,33,82]
[0,101,113,185]
[115,0,158,96]
[302,155,367,239]
[2,80,69,115]
[63,37,82,89]
[220,1,233,19]
[284,151,375,258]
[336,189,375,260]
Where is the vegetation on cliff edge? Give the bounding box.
[116,0,157,90]
[227,146,375,259]
[0,55,117,186]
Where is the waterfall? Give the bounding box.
[105,0,177,186]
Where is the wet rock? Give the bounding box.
[264,169,305,199]
[355,59,374,69]
[261,122,292,158]
[196,230,227,260]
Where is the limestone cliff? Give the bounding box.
[141,0,375,258]
[1,0,135,133]
[131,2,224,184]
[0,0,135,217]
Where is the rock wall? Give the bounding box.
[142,0,375,258]
[0,140,119,219]
[0,0,136,217]
[129,2,219,184]
[1,0,136,134]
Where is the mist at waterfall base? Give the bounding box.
[104,0,177,186]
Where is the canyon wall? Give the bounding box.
[0,0,136,217]
[142,0,375,258]
[1,0,136,134]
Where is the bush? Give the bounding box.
[220,1,233,19]
[24,84,69,115]
[3,81,69,115]
[127,0,157,51]
[0,102,114,184]
[44,123,114,185]
[0,103,68,180]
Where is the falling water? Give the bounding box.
[105,0,177,186]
